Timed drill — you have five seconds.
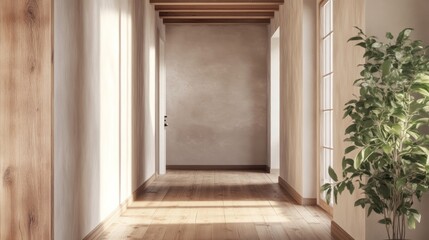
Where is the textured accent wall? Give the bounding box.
[166,24,268,166]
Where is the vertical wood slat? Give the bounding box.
[0,0,53,239]
[332,0,365,239]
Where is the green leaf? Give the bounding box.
[328,166,338,182]
[342,157,354,170]
[382,145,393,154]
[381,59,392,76]
[325,188,332,204]
[337,182,346,193]
[386,32,393,39]
[346,181,355,194]
[354,198,369,208]
[345,146,357,154]
[372,42,382,48]
[345,124,357,135]
[397,28,413,43]
[379,218,392,225]
[407,213,419,229]
[391,124,402,135]
[348,36,363,42]
[320,183,331,192]
[333,188,338,203]
[404,28,413,37]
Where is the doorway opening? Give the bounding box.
[158,36,167,175]
[269,27,280,177]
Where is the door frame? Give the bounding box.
[157,34,167,175]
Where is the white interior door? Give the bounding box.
[159,38,167,175]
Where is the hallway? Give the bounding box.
[97,171,331,240]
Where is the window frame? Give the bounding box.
[317,0,334,216]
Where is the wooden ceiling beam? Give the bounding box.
[150,0,284,5]
[159,11,274,18]
[155,4,279,11]
[163,18,271,24]
[162,16,271,19]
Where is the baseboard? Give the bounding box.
[83,174,156,240]
[166,165,268,171]
[331,221,354,240]
[265,165,271,173]
[132,174,157,200]
[278,176,316,205]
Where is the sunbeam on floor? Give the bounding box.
[98,170,332,240]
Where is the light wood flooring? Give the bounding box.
[98,170,332,240]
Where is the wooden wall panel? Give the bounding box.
[332,0,365,239]
[278,0,304,196]
[0,0,53,239]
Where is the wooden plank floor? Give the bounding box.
[98,170,332,240]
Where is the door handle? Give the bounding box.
[164,115,168,127]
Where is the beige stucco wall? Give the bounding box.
[365,1,429,239]
[165,24,268,166]
[54,1,162,239]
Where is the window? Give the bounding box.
[320,0,333,205]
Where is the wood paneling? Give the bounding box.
[96,170,332,240]
[279,0,304,197]
[0,0,52,239]
[332,0,366,239]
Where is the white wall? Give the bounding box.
[270,29,280,170]
[54,1,163,239]
[365,0,429,239]
[301,0,317,198]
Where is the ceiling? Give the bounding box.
[150,0,284,24]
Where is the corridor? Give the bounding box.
[97,171,331,240]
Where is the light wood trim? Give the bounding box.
[166,165,268,171]
[331,221,354,240]
[155,4,280,11]
[132,174,157,200]
[83,174,157,240]
[318,198,333,215]
[163,18,270,23]
[159,11,274,17]
[278,177,317,206]
[0,1,53,239]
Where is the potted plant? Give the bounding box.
[322,28,429,240]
